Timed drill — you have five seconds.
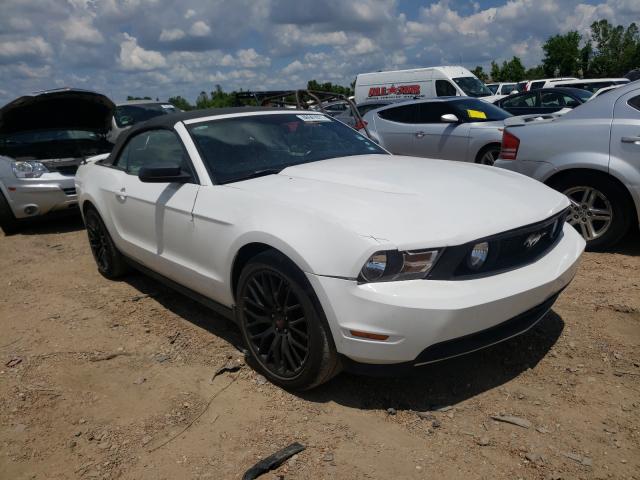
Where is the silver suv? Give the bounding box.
[495,81,640,250]
[0,88,114,234]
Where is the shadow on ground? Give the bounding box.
[117,267,565,412]
[610,228,640,256]
[122,271,246,353]
[9,213,85,236]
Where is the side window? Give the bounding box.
[540,92,565,108]
[116,130,191,178]
[378,104,418,123]
[436,80,457,97]
[530,81,545,90]
[628,95,640,112]
[502,93,536,108]
[416,102,450,123]
[562,94,581,108]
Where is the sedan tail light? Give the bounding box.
[500,130,520,160]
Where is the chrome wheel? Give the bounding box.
[241,270,310,379]
[478,148,499,166]
[564,186,613,241]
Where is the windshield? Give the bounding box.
[114,104,178,128]
[487,84,498,94]
[453,77,493,97]
[451,99,512,122]
[0,129,101,145]
[187,113,386,184]
[569,89,593,101]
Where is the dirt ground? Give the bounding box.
[0,216,638,480]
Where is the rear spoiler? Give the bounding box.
[504,113,558,127]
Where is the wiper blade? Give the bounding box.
[233,168,284,182]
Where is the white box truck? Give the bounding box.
[354,66,501,105]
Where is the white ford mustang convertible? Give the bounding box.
[76,107,585,390]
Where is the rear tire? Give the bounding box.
[84,207,128,279]
[0,192,20,235]
[548,172,632,250]
[237,250,341,390]
[475,144,501,166]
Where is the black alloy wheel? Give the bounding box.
[237,251,341,390]
[85,207,128,279]
[242,270,309,378]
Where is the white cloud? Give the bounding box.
[0,36,52,60]
[190,20,211,37]
[221,48,271,68]
[118,33,166,71]
[159,28,186,42]
[184,8,196,19]
[62,16,104,44]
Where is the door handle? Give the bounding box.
[621,136,640,144]
[116,187,127,201]
[415,131,425,138]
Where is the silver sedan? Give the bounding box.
[495,80,640,250]
[363,98,511,165]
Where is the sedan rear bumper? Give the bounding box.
[306,224,585,365]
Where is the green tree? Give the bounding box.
[490,60,502,82]
[587,20,640,76]
[168,95,193,111]
[307,79,352,95]
[126,95,152,100]
[524,65,545,80]
[542,31,581,76]
[471,66,488,82]
[501,57,526,81]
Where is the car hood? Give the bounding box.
[0,88,115,135]
[230,154,569,248]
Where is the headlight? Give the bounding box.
[359,249,440,283]
[12,161,48,178]
[467,241,489,270]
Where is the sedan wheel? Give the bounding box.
[242,270,310,378]
[237,251,341,390]
[476,146,500,166]
[564,186,613,241]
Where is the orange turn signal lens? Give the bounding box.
[349,330,389,341]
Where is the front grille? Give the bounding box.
[62,187,76,196]
[428,209,569,280]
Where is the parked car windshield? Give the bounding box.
[453,77,493,97]
[114,103,178,128]
[187,113,386,184]
[450,99,512,122]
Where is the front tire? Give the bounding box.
[237,251,340,390]
[0,192,21,235]
[548,172,632,250]
[84,207,128,279]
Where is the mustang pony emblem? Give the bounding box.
[524,232,546,249]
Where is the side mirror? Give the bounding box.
[138,166,191,183]
[441,113,459,123]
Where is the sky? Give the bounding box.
[0,0,638,105]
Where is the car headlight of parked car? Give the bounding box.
[12,161,48,178]
[359,249,441,283]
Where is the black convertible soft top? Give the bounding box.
[103,106,295,165]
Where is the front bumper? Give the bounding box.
[1,173,78,219]
[306,224,585,365]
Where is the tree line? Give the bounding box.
[127,19,638,110]
[473,19,639,82]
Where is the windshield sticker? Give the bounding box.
[296,114,331,122]
[161,104,174,109]
[467,109,487,120]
